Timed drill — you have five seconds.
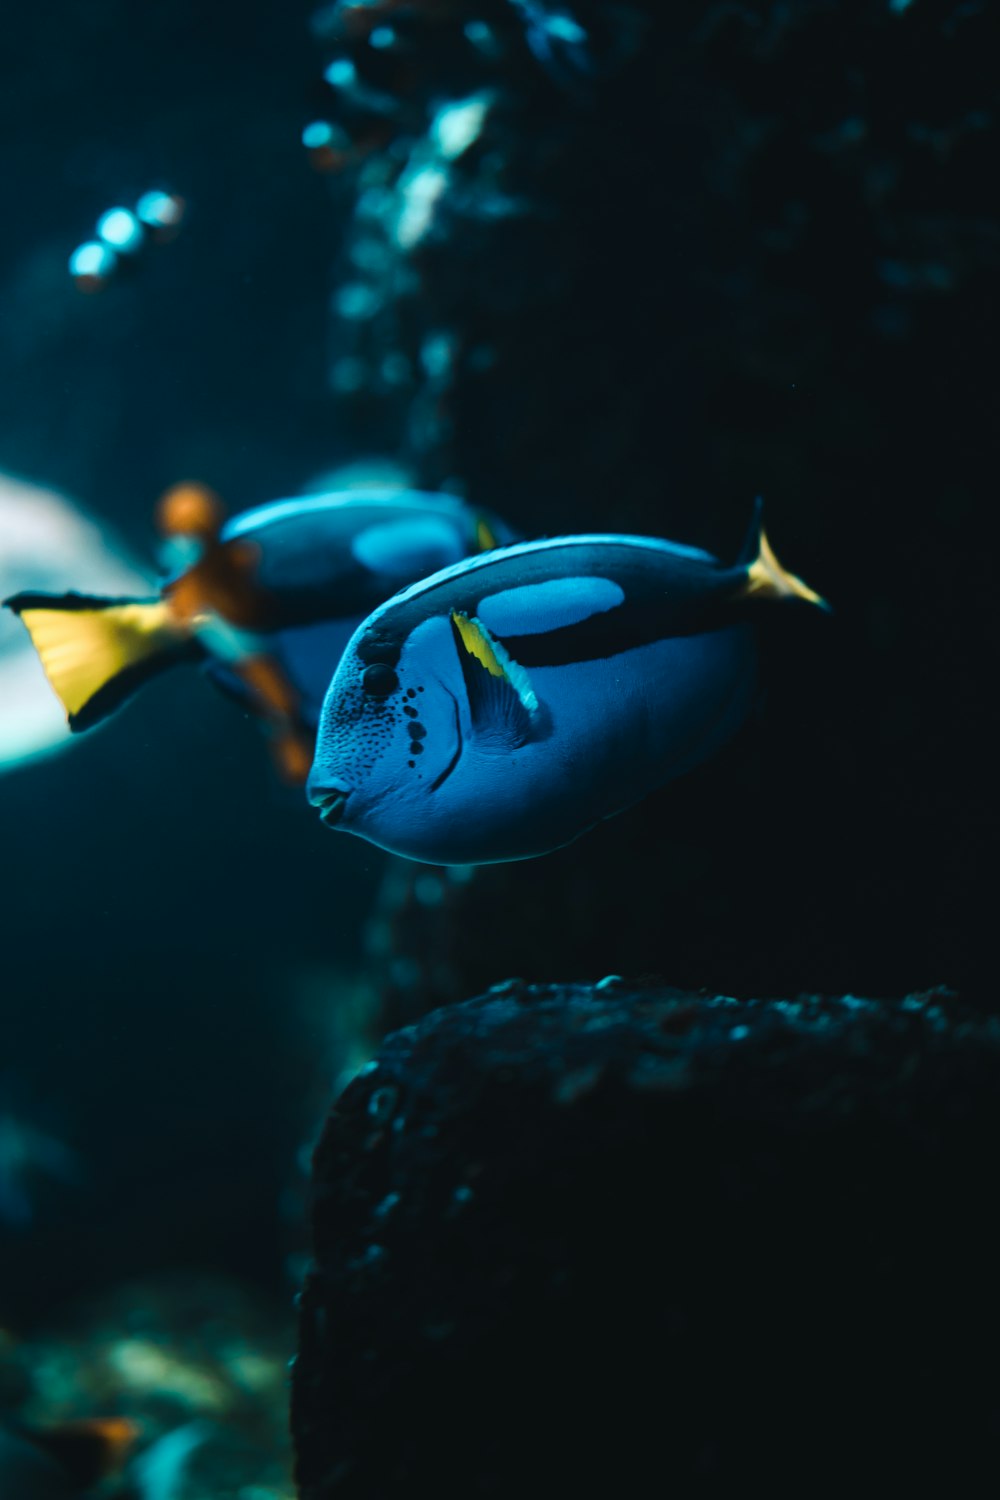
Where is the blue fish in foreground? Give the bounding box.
[308,503,827,863]
[5,487,510,782]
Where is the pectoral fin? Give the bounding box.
[450,611,537,746]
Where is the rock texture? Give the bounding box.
[293,983,1000,1494]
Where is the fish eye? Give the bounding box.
[362,663,399,698]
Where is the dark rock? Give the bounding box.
[293,984,1000,1494]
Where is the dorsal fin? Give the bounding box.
[737,495,766,567]
[475,513,499,551]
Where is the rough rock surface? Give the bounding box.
[293,983,1000,1495]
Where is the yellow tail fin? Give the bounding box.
[741,507,829,611]
[4,591,193,730]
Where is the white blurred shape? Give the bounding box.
[0,469,152,770]
[394,163,449,250]
[69,240,117,280]
[430,95,489,160]
[96,206,145,254]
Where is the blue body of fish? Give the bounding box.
[203,488,513,724]
[307,522,798,864]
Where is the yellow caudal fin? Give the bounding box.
[740,501,830,611]
[3,591,195,731]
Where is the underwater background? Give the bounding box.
[1,1,997,1495]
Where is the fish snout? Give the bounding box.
[308,780,350,829]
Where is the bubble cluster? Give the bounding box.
[69,190,186,293]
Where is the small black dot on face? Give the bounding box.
[410,741,424,755]
[418,685,424,692]
[406,688,417,699]
[404,705,418,718]
[408,760,415,769]
[408,722,426,741]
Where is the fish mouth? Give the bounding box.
[311,788,349,829]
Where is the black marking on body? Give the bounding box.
[406,712,427,766]
[361,540,748,672]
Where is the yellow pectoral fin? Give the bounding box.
[450,611,539,727]
[745,527,829,611]
[10,594,190,729]
[451,610,507,677]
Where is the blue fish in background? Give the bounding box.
[5,487,513,782]
[308,503,827,863]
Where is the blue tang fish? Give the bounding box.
[5,487,512,781]
[308,503,826,862]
